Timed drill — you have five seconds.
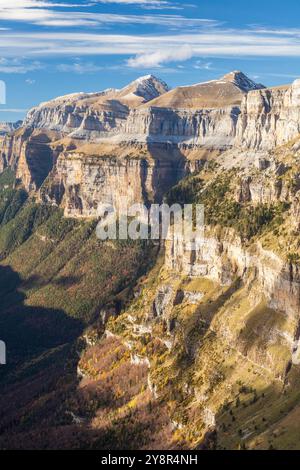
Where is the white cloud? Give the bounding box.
[0,108,27,113]
[1,30,300,60]
[91,0,186,9]
[0,1,80,8]
[6,0,185,9]
[127,44,192,68]
[0,58,44,74]
[92,0,171,5]
[0,1,98,27]
[1,24,300,69]
[0,0,219,28]
[0,10,218,28]
[57,61,105,73]
[194,60,213,70]
[25,78,36,84]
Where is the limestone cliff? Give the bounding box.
[1,128,57,191]
[40,146,186,217]
[0,71,264,215]
[20,73,243,149]
[105,146,300,449]
[2,70,300,218]
[237,79,300,150]
[2,70,300,450]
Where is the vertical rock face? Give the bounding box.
[42,153,149,217]
[152,285,174,318]
[40,146,186,217]
[165,228,300,318]
[123,106,240,147]
[235,162,292,205]
[24,101,130,137]
[237,79,300,150]
[1,129,55,191]
[1,128,31,175]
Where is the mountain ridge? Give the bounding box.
[0,120,22,136]
[2,70,300,218]
[141,70,265,109]
[2,69,300,450]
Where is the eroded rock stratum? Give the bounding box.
[2,71,300,449]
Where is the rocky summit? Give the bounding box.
[2,70,300,450]
[0,120,22,136]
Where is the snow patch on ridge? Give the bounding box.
[223,71,265,92]
[121,74,170,101]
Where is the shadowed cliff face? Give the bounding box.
[0,129,56,192]
[39,142,187,217]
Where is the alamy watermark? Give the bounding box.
[0,340,6,365]
[0,80,6,105]
[96,199,204,243]
[0,80,7,366]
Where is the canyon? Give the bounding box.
[1,70,300,449]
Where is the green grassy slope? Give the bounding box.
[0,170,158,448]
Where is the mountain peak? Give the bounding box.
[0,120,22,136]
[221,70,265,92]
[120,75,169,103]
[132,74,169,88]
[134,74,159,82]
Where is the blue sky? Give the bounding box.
[1,0,300,121]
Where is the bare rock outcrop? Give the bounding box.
[0,120,22,136]
[165,227,300,318]
[237,79,300,150]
